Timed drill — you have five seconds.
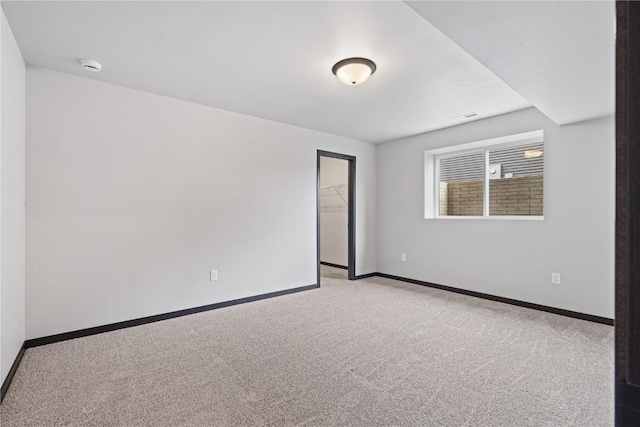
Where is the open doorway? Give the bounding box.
[317,150,356,284]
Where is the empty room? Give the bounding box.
[2,1,639,426]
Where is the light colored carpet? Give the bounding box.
[1,266,613,426]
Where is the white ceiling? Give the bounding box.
[2,0,532,143]
[406,0,615,126]
[2,1,614,143]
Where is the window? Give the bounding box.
[425,130,544,219]
[438,151,484,216]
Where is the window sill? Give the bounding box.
[427,216,544,221]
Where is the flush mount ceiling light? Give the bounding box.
[80,59,102,72]
[524,149,544,158]
[332,57,376,86]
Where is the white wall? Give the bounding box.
[377,107,614,318]
[26,67,376,339]
[320,156,348,266]
[1,10,26,384]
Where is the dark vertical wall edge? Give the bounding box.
[348,155,356,280]
[616,1,640,425]
[617,383,640,425]
[624,1,640,387]
[624,0,640,390]
[316,152,322,287]
[616,0,628,389]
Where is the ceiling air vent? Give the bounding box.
[449,112,478,122]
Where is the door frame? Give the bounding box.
[616,2,640,425]
[317,150,356,284]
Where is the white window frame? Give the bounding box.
[424,129,544,221]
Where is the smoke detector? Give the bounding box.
[80,59,102,72]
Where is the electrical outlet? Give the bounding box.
[401,253,407,262]
[210,270,218,281]
[551,272,561,285]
